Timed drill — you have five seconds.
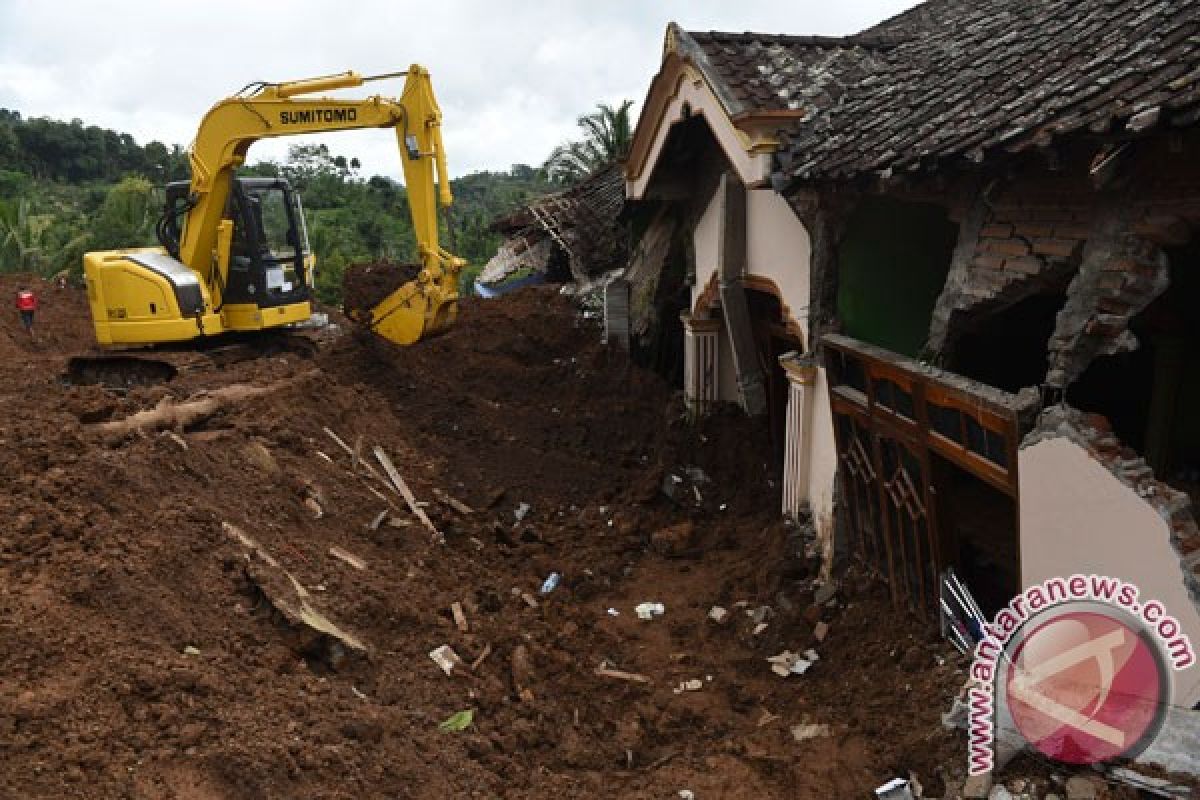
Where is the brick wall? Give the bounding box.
[925,134,1200,388]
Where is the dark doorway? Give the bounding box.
[748,288,802,469]
[931,454,1019,617]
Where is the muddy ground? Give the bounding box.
[0,274,1108,799]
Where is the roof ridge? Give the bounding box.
[686,28,906,49]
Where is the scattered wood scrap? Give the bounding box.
[373,446,443,543]
[329,546,367,571]
[223,521,367,667]
[451,601,469,632]
[433,488,474,515]
[593,664,650,684]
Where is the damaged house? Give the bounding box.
[622,0,1200,705]
[476,164,626,296]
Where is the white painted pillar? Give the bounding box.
[681,312,720,416]
[779,352,818,519]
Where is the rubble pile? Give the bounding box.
[0,276,982,798]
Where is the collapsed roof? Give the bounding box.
[478,164,626,291]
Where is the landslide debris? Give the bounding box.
[0,276,964,799]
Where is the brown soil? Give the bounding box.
[0,275,980,799]
[342,261,422,315]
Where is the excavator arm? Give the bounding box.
[181,65,465,344]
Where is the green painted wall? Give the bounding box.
[836,197,958,358]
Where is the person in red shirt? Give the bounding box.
[15,287,37,336]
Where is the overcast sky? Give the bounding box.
[0,1,919,180]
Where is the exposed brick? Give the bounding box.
[980,237,1032,257]
[1016,206,1075,222]
[1096,295,1132,314]
[1004,256,1044,275]
[971,254,1005,270]
[1032,238,1083,258]
[1132,215,1192,246]
[980,223,1014,238]
[1013,222,1055,237]
[1053,224,1092,240]
[1101,257,1140,273]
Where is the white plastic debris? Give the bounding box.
[790,722,831,742]
[429,645,463,676]
[635,602,665,620]
[875,778,916,800]
[606,607,620,617]
[539,572,561,594]
[678,791,696,800]
[182,645,201,656]
[673,679,704,694]
[767,650,815,677]
[707,606,729,624]
[514,502,532,522]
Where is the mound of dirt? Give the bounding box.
[342,261,422,316]
[0,283,976,799]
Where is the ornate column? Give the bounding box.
[779,351,818,519]
[681,312,720,416]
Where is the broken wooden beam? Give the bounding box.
[433,488,474,515]
[373,446,443,544]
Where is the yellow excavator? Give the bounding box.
[82,66,465,348]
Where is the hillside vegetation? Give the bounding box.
[0,109,555,302]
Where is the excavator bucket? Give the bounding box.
[342,260,460,346]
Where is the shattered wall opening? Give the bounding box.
[1068,233,1200,501]
[629,115,728,386]
[949,291,1068,394]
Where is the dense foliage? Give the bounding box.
[0,109,555,302]
[543,101,634,186]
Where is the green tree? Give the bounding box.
[0,197,52,272]
[89,176,158,251]
[543,100,634,186]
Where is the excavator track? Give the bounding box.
[64,330,320,390]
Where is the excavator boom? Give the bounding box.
[83,66,464,348]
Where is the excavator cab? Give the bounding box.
[159,178,312,308]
